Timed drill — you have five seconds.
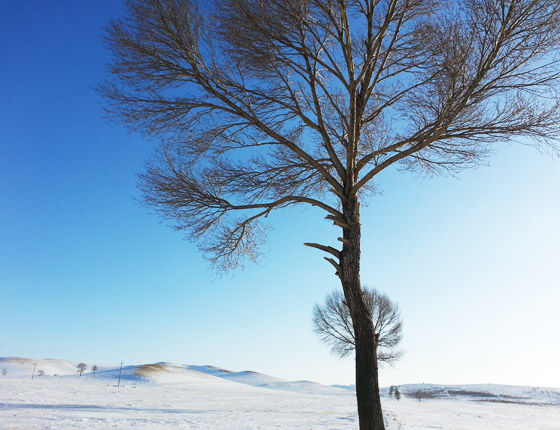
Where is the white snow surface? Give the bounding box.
[1,357,559,429]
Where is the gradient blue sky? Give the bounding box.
[1,1,559,388]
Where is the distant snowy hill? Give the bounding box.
[384,383,560,406]
[188,365,349,395]
[0,357,87,377]
[0,358,344,395]
[2,357,559,404]
[186,364,234,377]
[220,369,286,386]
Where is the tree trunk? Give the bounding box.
[340,198,385,430]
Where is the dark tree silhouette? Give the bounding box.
[101,1,560,428]
[313,287,402,363]
[77,363,87,377]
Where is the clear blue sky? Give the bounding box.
[1,1,559,388]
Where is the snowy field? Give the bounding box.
[1,358,559,429]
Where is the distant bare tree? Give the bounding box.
[101,1,560,428]
[2,369,6,377]
[415,389,425,402]
[92,365,98,374]
[313,287,402,364]
[77,363,87,377]
[395,387,401,401]
[37,370,45,377]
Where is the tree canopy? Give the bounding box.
[101,0,560,270]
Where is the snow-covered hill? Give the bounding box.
[1,357,559,429]
[187,365,349,395]
[0,358,346,395]
[384,383,560,406]
[0,357,85,377]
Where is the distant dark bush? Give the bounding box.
[404,389,446,399]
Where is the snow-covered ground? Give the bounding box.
[1,357,559,429]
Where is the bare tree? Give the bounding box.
[92,365,98,374]
[2,369,6,378]
[77,363,87,377]
[394,387,401,401]
[101,1,560,428]
[313,287,402,364]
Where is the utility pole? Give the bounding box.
[117,361,123,388]
[31,363,37,381]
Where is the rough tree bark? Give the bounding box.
[340,196,385,429]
